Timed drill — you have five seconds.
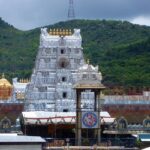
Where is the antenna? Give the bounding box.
[68,0,75,20]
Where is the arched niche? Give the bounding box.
[0,116,11,132]
[58,57,70,69]
[143,116,150,130]
[117,116,128,130]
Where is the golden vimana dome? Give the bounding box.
[0,73,12,100]
[0,73,12,87]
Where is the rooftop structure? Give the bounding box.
[0,134,45,150]
[12,78,29,101]
[0,134,45,143]
[22,111,114,125]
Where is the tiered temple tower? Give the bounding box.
[25,28,102,112]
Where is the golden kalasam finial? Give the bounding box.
[69,29,72,35]
[2,73,5,79]
[63,29,65,35]
[53,29,56,35]
[49,28,72,36]
[49,29,52,35]
[87,59,90,64]
[60,29,62,35]
[51,29,53,35]
[59,29,62,35]
[56,29,59,35]
[63,29,66,36]
[66,29,69,35]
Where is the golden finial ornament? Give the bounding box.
[59,29,62,35]
[49,29,52,35]
[48,28,72,36]
[2,73,5,79]
[66,29,69,35]
[56,29,59,35]
[62,29,65,36]
[53,29,56,35]
[87,59,90,64]
[69,29,72,35]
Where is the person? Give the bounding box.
[107,140,111,146]
[91,144,97,150]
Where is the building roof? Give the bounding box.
[13,78,28,92]
[0,134,45,143]
[74,80,105,89]
[22,111,114,125]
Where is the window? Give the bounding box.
[92,74,96,79]
[61,49,65,54]
[44,58,50,63]
[83,74,87,79]
[45,48,51,54]
[62,92,67,98]
[42,72,49,77]
[38,87,47,92]
[62,77,66,82]
[63,109,68,112]
[75,49,79,54]
[53,48,57,53]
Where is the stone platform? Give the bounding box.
[44,146,139,150]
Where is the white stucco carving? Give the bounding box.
[25,28,102,112]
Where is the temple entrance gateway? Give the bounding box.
[74,63,105,146]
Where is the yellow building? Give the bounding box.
[0,74,12,100]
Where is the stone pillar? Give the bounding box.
[97,91,101,145]
[76,89,82,146]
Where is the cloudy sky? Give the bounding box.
[0,0,150,30]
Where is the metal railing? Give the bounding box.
[43,137,136,148]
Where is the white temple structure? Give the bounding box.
[12,78,28,101]
[25,28,103,112]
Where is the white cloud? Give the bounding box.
[131,16,150,26]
